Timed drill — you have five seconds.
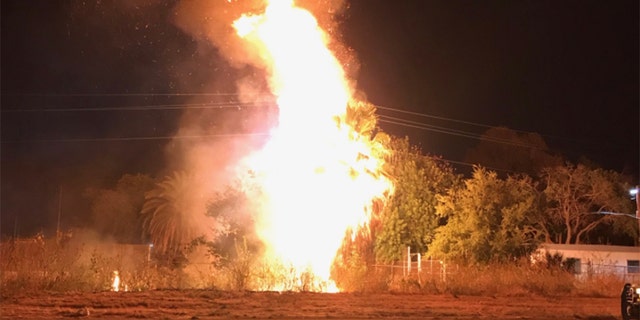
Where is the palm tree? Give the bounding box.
[141,171,205,256]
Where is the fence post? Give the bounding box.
[430,258,433,275]
[403,254,406,277]
[407,246,411,274]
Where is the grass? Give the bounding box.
[0,236,628,298]
[374,261,625,297]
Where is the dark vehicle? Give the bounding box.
[622,283,640,320]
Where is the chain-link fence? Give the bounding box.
[575,262,640,283]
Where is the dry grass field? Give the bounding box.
[1,237,630,319]
[1,290,620,319]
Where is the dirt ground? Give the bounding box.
[1,290,620,319]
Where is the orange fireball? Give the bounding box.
[233,0,393,291]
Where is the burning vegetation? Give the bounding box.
[229,0,394,291]
[2,0,637,300]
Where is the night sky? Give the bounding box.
[2,0,638,237]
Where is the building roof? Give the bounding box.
[540,243,640,254]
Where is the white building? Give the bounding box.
[534,243,640,282]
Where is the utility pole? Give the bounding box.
[629,186,640,245]
[636,185,639,238]
[56,186,62,243]
[13,217,18,239]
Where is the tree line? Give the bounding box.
[84,105,638,269]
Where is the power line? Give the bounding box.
[0,102,600,153]
[2,94,624,152]
[379,114,481,138]
[1,132,269,143]
[1,99,556,150]
[1,101,274,113]
[374,103,622,149]
[378,116,548,150]
[375,104,495,131]
[1,92,628,146]
[1,92,272,97]
[426,155,517,174]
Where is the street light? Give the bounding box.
[631,186,640,235]
[631,186,639,213]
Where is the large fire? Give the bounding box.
[233,0,392,291]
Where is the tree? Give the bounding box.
[428,167,539,263]
[87,173,154,243]
[330,100,398,289]
[374,137,459,262]
[343,100,393,175]
[539,163,636,244]
[465,127,563,176]
[205,184,262,262]
[141,171,211,256]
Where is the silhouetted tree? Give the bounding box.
[539,163,637,244]
[86,173,154,243]
[205,184,262,263]
[465,126,563,176]
[142,171,210,256]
